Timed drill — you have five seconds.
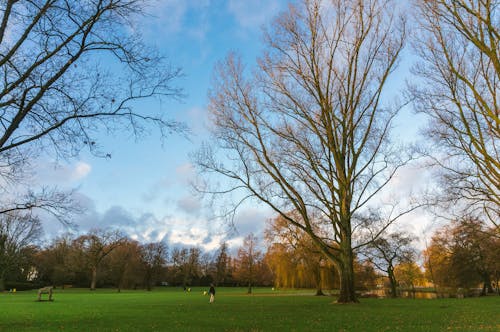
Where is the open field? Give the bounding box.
[1,287,499,331]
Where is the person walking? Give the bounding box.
[209,284,215,303]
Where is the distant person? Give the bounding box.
[209,284,215,303]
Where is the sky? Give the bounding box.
[34,0,432,253]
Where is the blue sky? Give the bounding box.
[35,0,431,252]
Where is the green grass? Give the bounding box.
[1,287,499,331]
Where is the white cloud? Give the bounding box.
[170,227,206,246]
[227,236,244,251]
[35,160,92,185]
[146,0,188,34]
[72,162,92,181]
[142,0,213,40]
[228,0,284,29]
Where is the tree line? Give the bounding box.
[0,218,274,292]
[2,212,498,297]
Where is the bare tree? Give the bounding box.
[196,0,412,303]
[363,232,416,298]
[72,228,125,290]
[140,241,168,291]
[107,238,142,292]
[213,241,230,286]
[0,1,182,218]
[234,233,262,294]
[169,247,202,288]
[34,233,76,288]
[411,0,500,228]
[0,211,43,290]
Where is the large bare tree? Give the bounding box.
[0,0,182,218]
[411,0,499,227]
[196,0,411,303]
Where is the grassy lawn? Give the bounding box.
[1,287,499,331]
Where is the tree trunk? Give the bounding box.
[247,282,252,294]
[481,273,493,295]
[494,271,499,296]
[117,273,124,293]
[90,266,97,290]
[314,264,324,296]
[315,288,325,296]
[337,248,358,303]
[0,275,5,292]
[117,274,123,293]
[387,268,398,298]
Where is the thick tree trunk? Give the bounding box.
[90,266,97,290]
[337,248,358,303]
[0,275,5,292]
[387,268,398,298]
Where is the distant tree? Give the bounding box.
[423,229,455,291]
[0,0,182,221]
[213,242,230,286]
[140,242,168,291]
[264,243,296,289]
[169,248,188,286]
[199,252,214,286]
[394,262,425,298]
[169,247,202,287]
[196,0,413,303]
[364,232,416,297]
[354,260,378,292]
[412,0,500,228]
[449,218,497,295]
[265,215,334,295]
[186,247,202,286]
[424,217,498,294]
[234,233,263,294]
[0,212,42,290]
[34,234,75,287]
[106,238,142,292]
[9,244,39,285]
[72,229,125,290]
